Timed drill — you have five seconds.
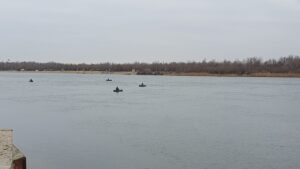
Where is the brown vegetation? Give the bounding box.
[1,56,300,77]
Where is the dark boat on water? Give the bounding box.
[139,82,146,87]
[29,79,34,83]
[106,78,112,81]
[113,86,123,93]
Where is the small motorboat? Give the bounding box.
[113,87,123,93]
[29,79,34,83]
[139,82,146,87]
[106,78,112,81]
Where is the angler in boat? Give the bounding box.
[113,86,123,92]
[139,82,146,87]
[106,78,112,81]
[29,79,34,83]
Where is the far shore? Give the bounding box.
[163,72,300,78]
[1,70,300,78]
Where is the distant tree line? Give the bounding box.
[1,56,300,74]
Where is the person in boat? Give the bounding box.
[114,86,123,93]
[114,86,123,92]
[29,79,34,82]
[139,82,146,87]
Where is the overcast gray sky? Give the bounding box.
[0,0,299,63]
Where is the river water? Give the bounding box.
[0,72,300,169]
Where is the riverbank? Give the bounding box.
[1,70,300,78]
[0,70,134,75]
[163,72,300,78]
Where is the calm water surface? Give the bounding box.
[0,72,300,169]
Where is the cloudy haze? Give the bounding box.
[0,0,299,63]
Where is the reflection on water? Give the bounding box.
[0,72,300,169]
